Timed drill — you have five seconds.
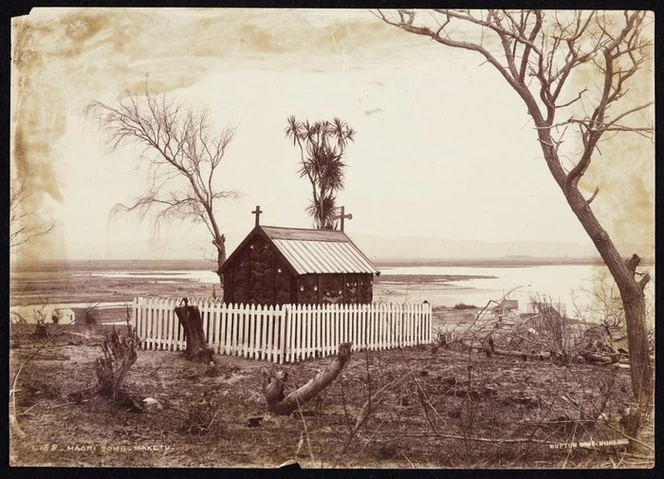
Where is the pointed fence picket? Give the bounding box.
[133,297,431,364]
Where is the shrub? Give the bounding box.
[453,303,476,310]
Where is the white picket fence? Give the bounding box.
[132,297,432,364]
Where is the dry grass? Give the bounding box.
[9,322,653,468]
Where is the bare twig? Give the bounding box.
[10,302,102,438]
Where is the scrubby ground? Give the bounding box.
[9,322,653,468]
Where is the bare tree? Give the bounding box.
[9,178,54,252]
[87,89,237,282]
[377,8,653,423]
[285,116,356,229]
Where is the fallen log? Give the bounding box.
[492,348,550,361]
[463,342,550,361]
[581,352,620,365]
[264,342,353,416]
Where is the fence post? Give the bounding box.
[164,298,172,351]
[260,304,267,361]
[296,304,303,362]
[417,303,422,345]
[253,304,259,360]
[244,303,251,358]
[265,305,273,362]
[390,303,399,348]
[148,297,155,351]
[201,299,210,350]
[254,304,261,360]
[156,298,165,351]
[250,304,257,360]
[325,304,331,355]
[234,303,241,356]
[389,303,395,349]
[141,297,148,350]
[162,298,169,351]
[279,305,286,364]
[302,304,308,360]
[220,303,228,356]
[315,304,322,358]
[408,303,412,346]
[210,300,218,353]
[331,304,338,355]
[228,303,235,355]
[351,303,356,348]
[132,297,139,348]
[427,302,432,343]
[286,304,294,363]
[247,302,253,359]
[366,303,374,350]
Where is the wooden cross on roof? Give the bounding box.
[252,205,262,227]
[331,206,352,232]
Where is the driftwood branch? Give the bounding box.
[264,342,353,416]
[463,341,550,361]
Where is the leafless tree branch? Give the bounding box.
[9,178,54,252]
[87,87,239,280]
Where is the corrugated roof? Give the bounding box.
[261,226,348,242]
[261,226,378,275]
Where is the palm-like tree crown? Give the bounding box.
[285,116,355,229]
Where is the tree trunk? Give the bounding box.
[535,139,652,451]
[535,133,652,407]
[563,187,653,404]
[174,305,214,363]
[263,342,352,415]
[621,289,652,403]
[214,235,226,286]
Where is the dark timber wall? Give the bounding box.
[222,234,374,306]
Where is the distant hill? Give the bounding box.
[17,233,653,264]
[349,234,653,263]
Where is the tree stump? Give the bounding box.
[174,304,214,363]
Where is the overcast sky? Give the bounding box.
[10,8,655,261]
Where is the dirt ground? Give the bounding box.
[9,320,653,468]
[9,265,654,468]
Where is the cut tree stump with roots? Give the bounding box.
[263,342,353,416]
[94,327,139,399]
[174,303,214,363]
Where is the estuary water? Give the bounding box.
[70,262,657,320]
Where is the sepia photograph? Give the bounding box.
[9,7,655,469]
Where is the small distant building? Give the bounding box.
[527,301,567,316]
[493,299,519,316]
[219,210,380,306]
[500,299,519,311]
[51,308,75,324]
